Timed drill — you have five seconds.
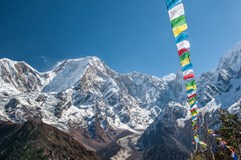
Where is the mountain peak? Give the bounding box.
[43,56,109,92]
[0,58,40,74]
[163,73,176,82]
[0,58,18,68]
[53,56,103,72]
[218,41,241,72]
[0,58,45,93]
[0,57,17,62]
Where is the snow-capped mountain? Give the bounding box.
[0,56,187,131]
[0,41,241,159]
[0,58,48,93]
[137,42,241,159]
[197,42,241,113]
[0,56,185,152]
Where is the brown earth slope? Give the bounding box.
[0,120,100,160]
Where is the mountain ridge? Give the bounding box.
[0,41,241,159]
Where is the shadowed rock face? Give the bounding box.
[0,120,100,160]
[137,104,193,160]
[141,145,189,160]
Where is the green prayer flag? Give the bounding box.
[191,110,198,116]
[188,96,197,103]
[171,15,186,29]
[185,80,196,87]
[179,51,190,62]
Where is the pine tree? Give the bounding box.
[191,108,241,160]
[214,109,241,159]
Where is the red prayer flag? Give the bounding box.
[178,48,189,56]
[184,73,195,80]
[188,93,196,99]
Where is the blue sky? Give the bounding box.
[0,0,241,77]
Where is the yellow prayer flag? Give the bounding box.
[180,57,190,66]
[208,129,213,133]
[188,99,196,105]
[216,137,222,141]
[186,84,197,91]
[173,23,188,37]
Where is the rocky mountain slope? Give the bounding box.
[0,58,48,93]
[137,103,192,160]
[0,120,99,160]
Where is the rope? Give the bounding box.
[208,129,239,160]
[165,0,207,148]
